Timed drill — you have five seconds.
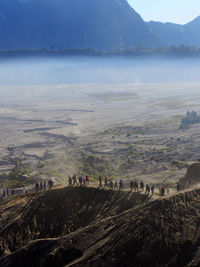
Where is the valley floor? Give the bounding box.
[0,82,200,186]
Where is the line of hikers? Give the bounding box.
[98,176,157,195]
[1,175,167,199]
[69,175,166,196]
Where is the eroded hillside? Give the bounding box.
[0,186,200,267]
[0,187,147,257]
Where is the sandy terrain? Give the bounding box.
[0,82,200,184]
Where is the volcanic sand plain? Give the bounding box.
[0,82,200,185]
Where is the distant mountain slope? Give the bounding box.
[147,16,200,46]
[0,0,162,51]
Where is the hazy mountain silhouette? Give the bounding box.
[0,0,162,51]
[147,16,200,47]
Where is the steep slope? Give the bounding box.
[0,187,147,257]
[0,0,162,50]
[1,187,200,266]
[147,16,200,47]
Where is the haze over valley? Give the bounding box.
[1,57,200,85]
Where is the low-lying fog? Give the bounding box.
[0,56,200,85]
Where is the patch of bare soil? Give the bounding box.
[1,186,200,267]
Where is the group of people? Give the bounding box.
[69,174,164,196]
[98,176,156,195]
[1,188,15,198]
[0,179,54,199]
[0,187,29,199]
[129,180,155,195]
[1,174,168,199]
[68,175,89,186]
[98,176,124,190]
[35,179,54,192]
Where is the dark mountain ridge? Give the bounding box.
[0,0,162,51]
[0,0,200,52]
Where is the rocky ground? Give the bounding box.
[0,185,200,267]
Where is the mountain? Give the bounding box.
[147,16,200,47]
[0,0,162,51]
[1,0,200,52]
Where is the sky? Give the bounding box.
[128,0,200,24]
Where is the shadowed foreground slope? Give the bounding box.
[1,187,200,267]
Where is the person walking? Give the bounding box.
[35,182,39,192]
[99,176,102,188]
[161,187,165,196]
[110,180,114,190]
[72,175,78,186]
[145,184,150,195]
[3,188,6,198]
[130,180,134,191]
[68,176,72,186]
[119,179,123,190]
[151,185,155,195]
[48,179,54,189]
[104,177,108,187]
[135,181,139,192]
[86,175,89,185]
[83,176,86,186]
[79,175,83,186]
[140,181,144,192]
[114,180,118,190]
[43,181,47,190]
[11,189,14,196]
